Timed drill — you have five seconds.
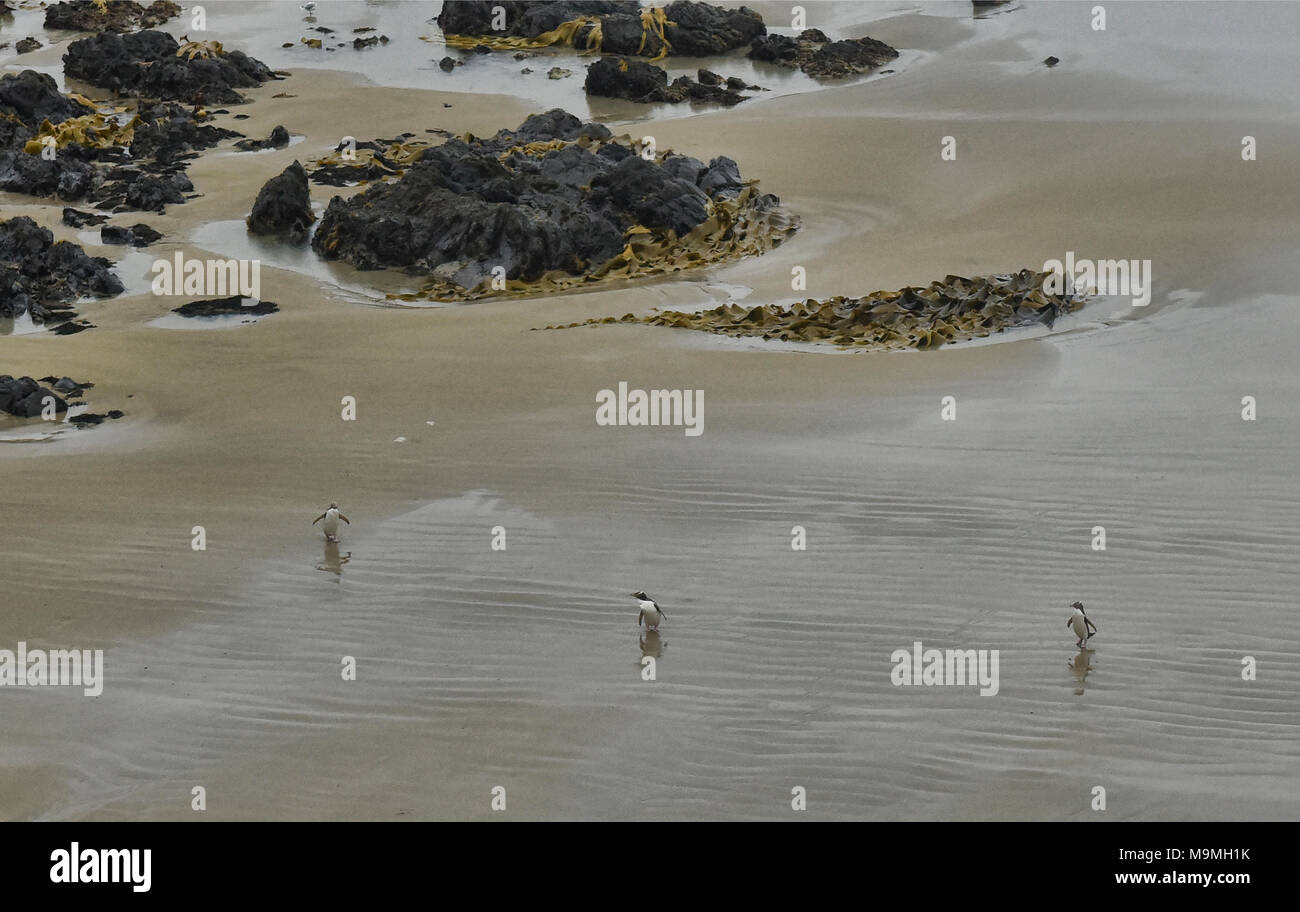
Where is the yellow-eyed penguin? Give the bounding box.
[1067,601,1097,647]
[632,591,666,631]
[312,502,350,542]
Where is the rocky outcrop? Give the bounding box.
[0,373,123,427]
[584,56,755,105]
[0,70,239,212]
[749,29,898,78]
[44,0,181,32]
[100,222,162,246]
[246,160,314,241]
[64,30,277,103]
[0,376,70,418]
[234,124,290,151]
[172,296,278,316]
[309,109,797,300]
[659,1,765,56]
[437,0,764,59]
[0,216,123,326]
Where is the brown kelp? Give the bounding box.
[547,271,1083,351]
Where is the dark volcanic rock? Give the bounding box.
[1,70,239,213]
[0,69,89,123]
[247,160,314,241]
[750,29,898,78]
[16,37,42,54]
[661,1,765,56]
[171,296,279,316]
[1,372,121,426]
[100,222,162,246]
[1044,55,1059,67]
[64,30,277,103]
[437,0,764,58]
[44,0,181,32]
[234,124,290,151]
[585,56,749,105]
[62,207,110,227]
[592,154,709,236]
[0,216,123,325]
[439,56,459,72]
[0,375,82,418]
[436,1,635,38]
[310,109,768,290]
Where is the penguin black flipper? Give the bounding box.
[312,513,326,525]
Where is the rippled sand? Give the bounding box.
[2,1,1299,820]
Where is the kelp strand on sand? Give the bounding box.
[444,8,673,61]
[545,271,1084,351]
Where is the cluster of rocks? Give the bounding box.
[749,28,898,79]
[44,0,180,32]
[246,160,314,242]
[234,124,290,151]
[0,216,123,329]
[291,28,389,52]
[100,222,162,246]
[582,270,1081,350]
[0,374,124,426]
[303,108,795,300]
[1,375,79,418]
[585,57,762,105]
[437,1,765,58]
[439,2,899,104]
[62,207,162,245]
[65,30,278,104]
[0,69,241,212]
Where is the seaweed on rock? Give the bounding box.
[307,109,798,301]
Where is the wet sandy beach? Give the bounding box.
[2,1,1298,820]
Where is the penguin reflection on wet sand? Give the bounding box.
[1068,645,1095,695]
[632,591,665,631]
[1067,601,1097,647]
[640,629,663,659]
[317,540,351,579]
[312,502,350,542]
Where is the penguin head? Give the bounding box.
[329,502,338,509]
[630,591,648,601]
[1071,601,1084,612]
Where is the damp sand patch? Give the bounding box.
[544,270,1084,351]
[306,108,798,303]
